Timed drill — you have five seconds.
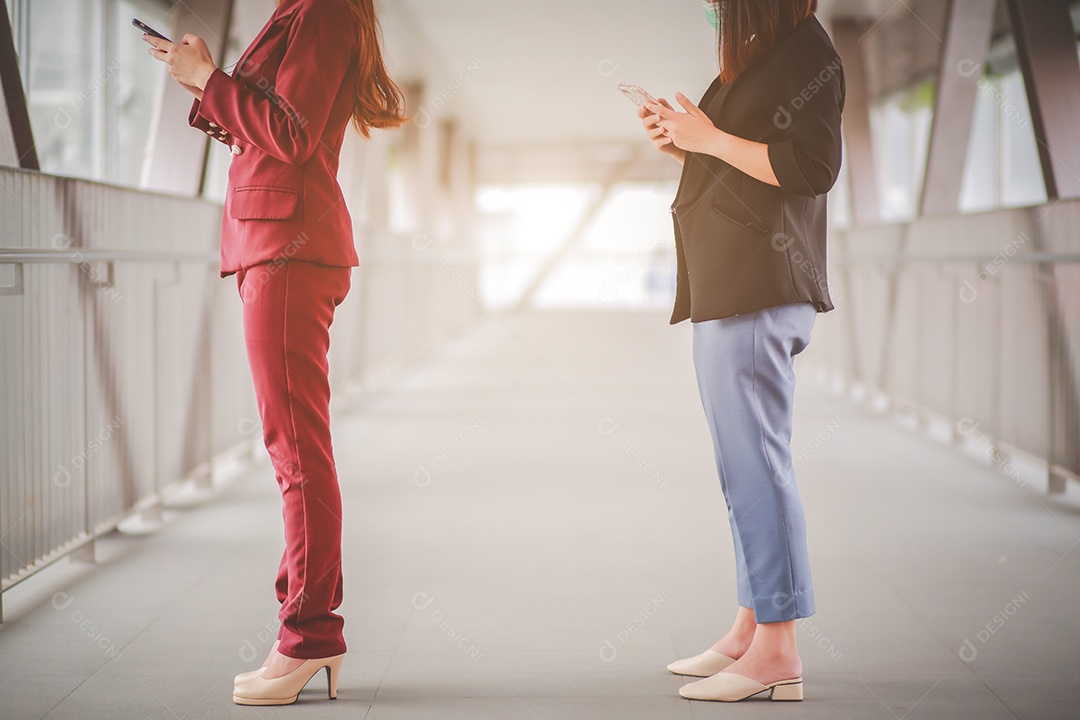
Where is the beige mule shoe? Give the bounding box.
[232,653,345,706]
[679,671,803,702]
[666,649,736,677]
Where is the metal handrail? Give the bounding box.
[814,201,1080,493]
[1,164,484,620]
[832,252,1080,264]
[0,249,217,263]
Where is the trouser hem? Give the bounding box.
[277,639,348,660]
[752,588,815,623]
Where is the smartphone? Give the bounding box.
[132,18,171,43]
[618,83,658,108]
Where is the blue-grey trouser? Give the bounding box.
[692,302,817,623]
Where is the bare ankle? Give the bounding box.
[711,631,754,657]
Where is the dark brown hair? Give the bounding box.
[341,0,408,137]
[712,0,818,85]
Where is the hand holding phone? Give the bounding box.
[136,18,213,100]
[628,86,686,163]
[618,83,658,108]
[132,18,171,43]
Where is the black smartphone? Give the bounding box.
[132,18,170,43]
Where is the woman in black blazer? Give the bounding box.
[638,0,844,703]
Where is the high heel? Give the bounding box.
[666,649,736,677]
[234,666,266,686]
[679,671,803,702]
[232,653,345,706]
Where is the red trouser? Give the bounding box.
[236,260,351,659]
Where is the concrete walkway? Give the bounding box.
[1,311,1078,719]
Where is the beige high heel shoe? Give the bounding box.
[234,666,266,686]
[234,640,279,686]
[666,649,736,677]
[232,653,345,706]
[679,671,803,702]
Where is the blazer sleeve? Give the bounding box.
[188,99,233,146]
[195,4,356,165]
[766,42,846,198]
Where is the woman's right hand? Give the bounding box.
[639,99,687,165]
[180,82,204,101]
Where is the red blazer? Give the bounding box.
[188,0,360,277]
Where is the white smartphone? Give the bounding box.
[618,83,658,108]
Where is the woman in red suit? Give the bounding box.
[145,0,406,705]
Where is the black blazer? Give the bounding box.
[670,15,845,324]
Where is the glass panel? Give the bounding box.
[998,71,1046,208]
[26,0,102,180]
[112,0,168,186]
[21,0,170,185]
[870,83,934,222]
[959,78,998,214]
[959,66,1047,214]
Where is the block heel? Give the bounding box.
[770,680,803,701]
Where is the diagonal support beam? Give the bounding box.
[920,0,997,216]
[1005,0,1080,200]
[514,150,643,312]
[0,2,38,169]
[832,18,880,225]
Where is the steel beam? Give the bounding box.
[514,149,644,312]
[0,1,37,169]
[919,0,997,216]
[1005,0,1080,200]
[832,18,881,226]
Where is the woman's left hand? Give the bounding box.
[644,92,723,155]
[144,33,217,96]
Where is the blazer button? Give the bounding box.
[231,144,243,156]
[208,121,218,128]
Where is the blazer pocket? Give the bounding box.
[712,201,769,235]
[230,186,300,221]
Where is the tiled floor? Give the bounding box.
[2,311,1078,719]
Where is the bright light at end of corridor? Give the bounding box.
[475,183,679,310]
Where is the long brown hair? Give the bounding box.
[712,0,818,85]
[341,0,408,137]
[275,0,408,136]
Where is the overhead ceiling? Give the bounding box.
[385,0,722,149]
[380,0,1072,152]
[381,0,933,151]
